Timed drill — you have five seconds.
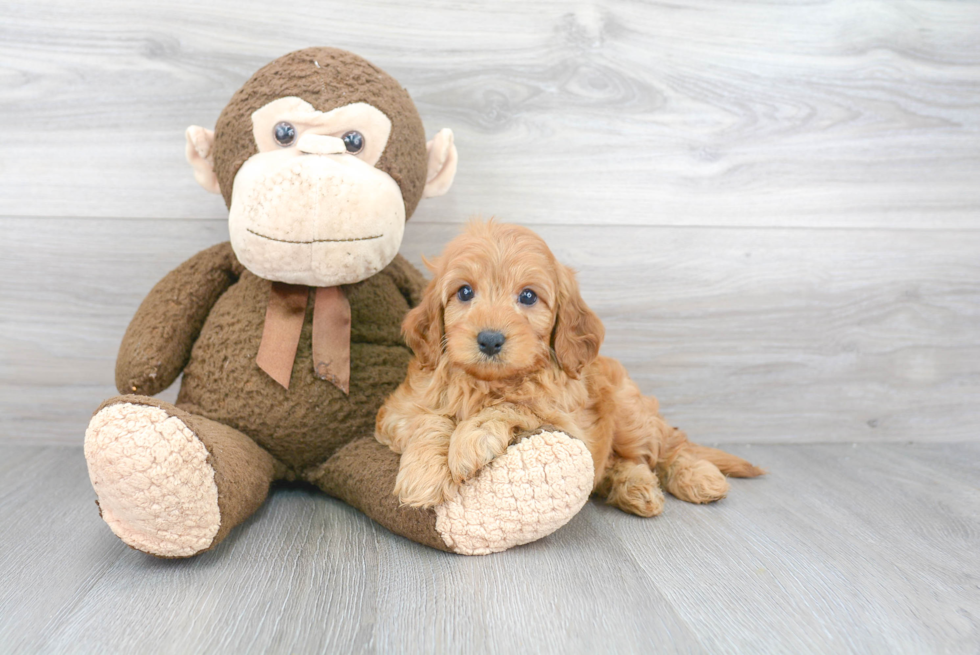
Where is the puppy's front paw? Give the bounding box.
[394,458,456,508]
[448,426,510,485]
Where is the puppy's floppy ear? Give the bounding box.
[402,276,444,369]
[552,263,604,379]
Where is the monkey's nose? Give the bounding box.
[297,133,346,155]
[477,330,506,357]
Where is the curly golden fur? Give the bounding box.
[376,220,764,513]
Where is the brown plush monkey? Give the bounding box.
[84,48,594,558]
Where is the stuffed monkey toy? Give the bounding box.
[83,48,594,557]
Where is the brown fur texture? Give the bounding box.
[119,241,424,474]
[101,242,459,551]
[90,49,596,558]
[212,47,428,217]
[308,437,453,552]
[116,241,244,396]
[376,220,765,511]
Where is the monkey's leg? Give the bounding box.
[85,395,283,558]
[308,429,595,556]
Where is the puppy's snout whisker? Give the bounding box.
[477,330,506,357]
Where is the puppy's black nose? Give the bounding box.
[477,330,506,356]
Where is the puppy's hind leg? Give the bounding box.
[659,447,730,504]
[658,429,765,504]
[596,456,665,517]
[684,444,766,478]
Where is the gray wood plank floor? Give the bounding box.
[1,443,977,654]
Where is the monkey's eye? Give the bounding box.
[518,289,538,306]
[457,285,474,302]
[342,131,364,154]
[273,122,296,147]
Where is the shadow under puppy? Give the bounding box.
[376,220,764,516]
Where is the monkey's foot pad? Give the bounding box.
[435,431,594,556]
[84,403,220,558]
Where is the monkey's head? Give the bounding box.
[185,47,457,287]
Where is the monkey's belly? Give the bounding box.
[178,339,411,473]
[174,273,412,474]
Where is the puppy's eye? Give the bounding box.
[519,288,538,306]
[274,122,296,147]
[457,285,474,302]
[343,131,364,154]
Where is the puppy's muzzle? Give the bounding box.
[477,330,506,357]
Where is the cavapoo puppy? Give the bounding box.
[376,220,764,515]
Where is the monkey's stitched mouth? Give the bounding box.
[246,228,383,244]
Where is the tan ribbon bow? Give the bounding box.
[256,283,351,394]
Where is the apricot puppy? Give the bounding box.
[376,220,764,513]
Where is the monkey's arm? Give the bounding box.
[383,253,428,308]
[115,241,243,396]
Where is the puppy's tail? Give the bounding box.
[685,444,766,478]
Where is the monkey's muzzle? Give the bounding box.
[227,153,406,287]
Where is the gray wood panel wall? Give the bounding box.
[2,0,978,445]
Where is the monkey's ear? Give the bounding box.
[185,126,221,195]
[422,128,458,199]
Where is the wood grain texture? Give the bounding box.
[0,0,978,227]
[1,443,977,653]
[1,2,977,652]
[606,443,980,654]
[2,217,977,445]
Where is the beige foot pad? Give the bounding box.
[84,403,221,558]
[434,431,594,556]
